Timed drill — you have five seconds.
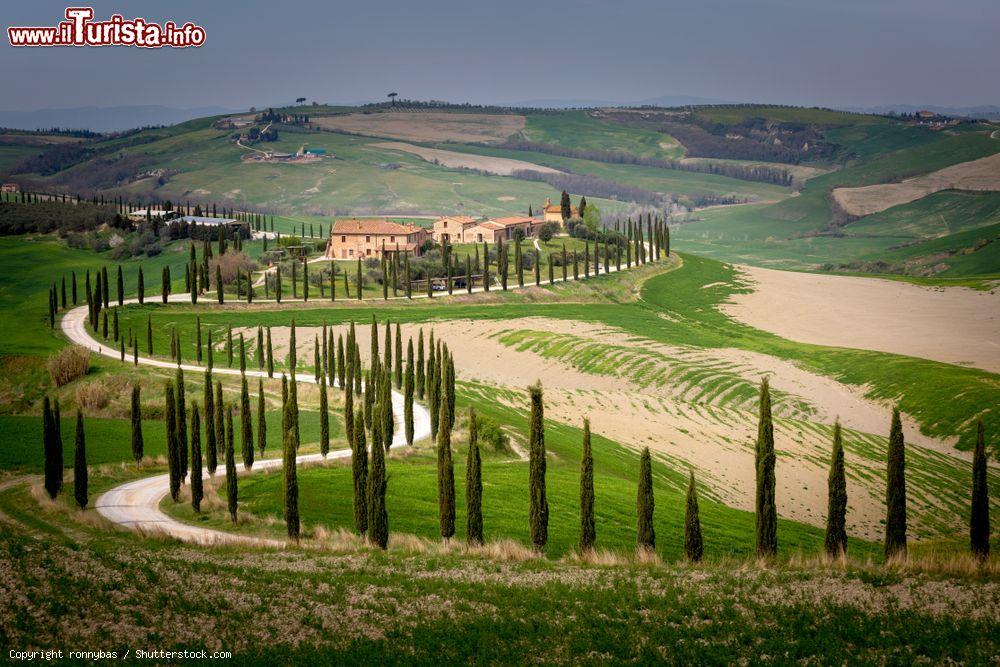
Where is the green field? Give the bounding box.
[522,110,686,160]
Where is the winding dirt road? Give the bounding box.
[61,297,432,546]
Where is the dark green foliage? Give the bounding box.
[885,407,907,559]
[73,410,87,509]
[216,265,224,304]
[130,385,143,464]
[190,403,203,513]
[416,328,425,400]
[337,334,345,389]
[204,371,216,474]
[445,351,456,429]
[428,339,439,439]
[579,418,595,553]
[175,368,188,480]
[367,407,389,550]
[266,326,274,378]
[319,374,329,457]
[824,421,848,558]
[466,408,483,546]
[394,323,403,389]
[257,378,267,457]
[685,470,703,562]
[214,382,224,475]
[257,327,265,370]
[970,419,990,561]
[636,447,655,551]
[437,395,455,541]
[283,399,300,540]
[227,325,234,368]
[352,410,368,535]
[239,333,246,374]
[528,382,548,551]
[380,367,393,452]
[165,384,180,502]
[225,408,237,523]
[240,376,254,469]
[404,338,414,445]
[755,378,777,557]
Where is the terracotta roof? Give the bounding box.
[543,204,577,213]
[331,218,425,236]
[490,216,535,227]
[477,221,505,230]
[434,215,479,226]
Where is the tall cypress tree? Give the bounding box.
[755,378,777,557]
[970,419,990,561]
[636,447,655,552]
[466,407,483,546]
[225,408,237,523]
[824,420,848,558]
[257,327,265,370]
[352,410,368,535]
[404,339,415,445]
[116,265,124,306]
[240,375,254,469]
[190,403,203,513]
[528,382,549,552]
[257,378,267,457]
[165,383,180,501]
[579,418,595,553]
[437,395,455,541]
[337,334,346,389]
[319,374,329,457]
[204,371,216,474]
[367,403,389,550]
[381,367,393,452]
[266,326,274,378]
[884,407,907,560]
[214,381,224,475]
[283,398,300,540]
[445,351,456,429]
[416,328,425,400]
[684,470,703,562]
[72,410,87,508]
[42,397,60,499]
[394,323,403,389]
[428,339,439,439]
[176,368,188,480]
[130,385,143,464]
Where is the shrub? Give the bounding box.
[76,380,110,409]
[537,222,559,242]
[46,346,90,386]
[476,415,510,454]
[209,251,257,286]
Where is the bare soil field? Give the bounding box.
[832,152,1000,217]
[243,318,973,540]
[371,141,561,176]
[312,111,525,144]
[722,266,1000,373]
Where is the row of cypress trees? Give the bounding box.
[40,397,88,509]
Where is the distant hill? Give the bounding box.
[843,104,1000,120]
[508,94,736,109]
[0,105,242,133]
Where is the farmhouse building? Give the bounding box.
[325,218,430,260]
[542,197,577,224]
[431,215,480,243]
[1,183,20,194]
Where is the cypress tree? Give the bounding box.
[196,317,203,365]
[204,371,216,474]
[147,315,153,354]
[161,266,170,303]
[176,368,188,479]
[73,270,79,305]
[214,382,224,475]
[380,367,393,451]
[416,328,425,399]
[528,382,549,552]
[216,265,224,304]
[356,259,362,300]
[684,470,703,562]
[466,407,483,546]
[446,352,456,429]
[345,373,355,455]
[319,374,329,457]
[130,385,143,464]
[367,404,389,550]
[165,384,180,501]
[328,329,336,381]
[636,447,655,552]
[266,326,274,377]
[394,323,403,389]
[225,407,237,523]
[257,378,267,457]
[117,267,125,306]
[428,340,439,438]
[190,403,203,513]
[73,410,87,509]
[42,397,62,498]
[239,334,247,374]
[404,339,414,445]
[337,334,345,389]
[884,407,907,560]
[240,376,254,469]
[352,410,368,535]
[256,326,265,370]
[824,420,848,558]
[755,378,777,558]
[370,314,379,375]
[579,418,595,553]
[970,419,990,561]
[283,398,300,540]
[313,335,321,382]
[437,395,456,541]
[227,326,234,368]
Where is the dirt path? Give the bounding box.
[722,265,1000,373]
[371,141,561,177]
[61,298,432,546]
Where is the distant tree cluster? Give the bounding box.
[0,201,122,236]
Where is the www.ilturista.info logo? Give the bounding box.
[7,7,205,48]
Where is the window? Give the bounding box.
[348,249,354,257]
[477,233,483,242]
[365,235,371,243]
[390,236,395,242]
[366,248,372,256]
[443,221,448,228]
[341,235,346,242]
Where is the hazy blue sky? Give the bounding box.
[2,0,998,110]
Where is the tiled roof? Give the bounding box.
[434,215,479,226]
[489,216,535,227]
[332,218,425,235]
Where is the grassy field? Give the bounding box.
[522,110,686,160]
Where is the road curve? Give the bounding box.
[61,297,432,546]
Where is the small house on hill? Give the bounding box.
[542,197,577,224]
[325,218,430,260]
[1,183,20,194]
[432,215,481,243]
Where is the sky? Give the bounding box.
[1,0,998,111]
